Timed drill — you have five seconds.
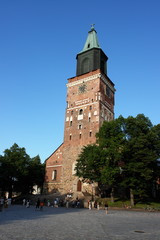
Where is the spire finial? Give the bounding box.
[91,24,95,30]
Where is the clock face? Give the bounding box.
[78,84,86,93]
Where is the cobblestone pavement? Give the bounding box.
[0,205,160,240]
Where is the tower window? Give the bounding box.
[69,135,72,140]
[89,106,92,110]
[89,117,91,122]
[78,124,82,129]
[88,43,90,48]
[52,170,57,180]
[89,131,92,137]
[79,133,82,139]
[79,109,83,115]
[70,121,72,126]
[106,86,111,98]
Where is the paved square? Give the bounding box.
[0,205,160,240]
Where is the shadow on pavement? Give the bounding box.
[0,204,88,225]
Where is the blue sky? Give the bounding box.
[0,0,160,162]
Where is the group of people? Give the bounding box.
[88,200,108,214]
[35,197,80,209]
[23,198,31,208]
[35,198,44,210]
[22,197,108,213]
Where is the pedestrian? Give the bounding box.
[4,199,8,208]
[23,198,26,206]
[105,202,108,214]
[40,201,44,210]
[97,203,100,210]
[88,200,92,210]
[0,198,4,206]
[26,200,30,208]
[66,200,69,209]
[36,198,40,209]
[47,199,50,207]
[54,199,57,207]
[94,201,97,209]
[0,198,4,211]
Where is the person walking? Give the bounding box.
[66,200,69,209]
[23,198,26,206]
[105,202,108,214]
[26,200,30,208]
[40,201,44,211]
[88,200,92,210]
[35,198,40,210]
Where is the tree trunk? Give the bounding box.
[130,188,134,206]
[110,187,114,202]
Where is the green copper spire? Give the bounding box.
[81,25,100,52]
[76,26,108,76]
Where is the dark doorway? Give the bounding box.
[77,180,82,192]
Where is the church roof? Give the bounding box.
[81,25,101,53]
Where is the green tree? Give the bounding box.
[122,115,160,204]
[75,114,160,205]
[2,143,31,197]
[27,155,45,194]
[0,143,45,197]
[75,144,105,183]
[96,116,126,201]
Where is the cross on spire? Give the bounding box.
[91,24,95,30]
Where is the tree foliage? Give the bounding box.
[75,114,160,203]
[75,144,105,183]
[0,143,45,197]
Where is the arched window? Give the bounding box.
[52,170,57,180]
[79,109,83,115]
[78,124,82,129]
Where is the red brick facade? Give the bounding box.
[44,69,115,195]
[44,28,115,196]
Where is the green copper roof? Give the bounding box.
[81,25,101,53]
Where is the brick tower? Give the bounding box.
[44,26,115,196]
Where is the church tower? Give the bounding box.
[44,26,115,196]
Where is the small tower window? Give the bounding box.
[79,133,82,139]
[89,117,91,122]
[69,134,72,140]
[52,170,57,180]
[79,109,83,115]
[89,131,92,137]
[89,106,92,110]
[78,124,82,129]
[106,86,111,98]
[88,43,90,48]
[70,121,72,126]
